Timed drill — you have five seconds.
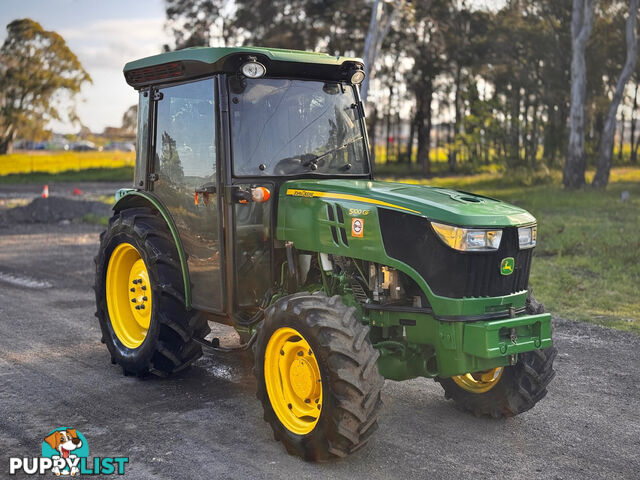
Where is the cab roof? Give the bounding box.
[123,46,364,89]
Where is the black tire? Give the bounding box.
[94,207,210,377]
[436,292,557,418]
[253,293,384,461]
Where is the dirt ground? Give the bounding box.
[0,183,639,479]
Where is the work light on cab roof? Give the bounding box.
[241,57,266,78]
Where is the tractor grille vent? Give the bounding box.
[326,203,349,247]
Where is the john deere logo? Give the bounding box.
[500,257,515,276]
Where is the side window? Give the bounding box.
[134,90,149,188]
[154,79,216,186]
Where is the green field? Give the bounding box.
[380,167,640,333]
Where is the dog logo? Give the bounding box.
[500,257,515,276]
[42,428,88,476]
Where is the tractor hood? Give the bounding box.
[281,179,535,227]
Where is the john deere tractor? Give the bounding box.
[95,47,556,461]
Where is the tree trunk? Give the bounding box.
[361,0,382,104]
[416,81,433,175]
[449,65,462,172]
[395,112,401,163]
[0,128,16,155]
[406,110,416,163]
[618,111,625,162]
[360,0,404,102]
[630,83,638,164]
[368,106,379,164]
[593,0,639,188]
[529,102,540,168]
[543,103,559,164]
[385,86,392,163]
[564,0,595,189]
[509,86,521,167]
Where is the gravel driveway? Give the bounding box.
[0,192,639,479]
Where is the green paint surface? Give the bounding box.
[280,179,536,227]
[124,46,362,73]
[367,308,552,379]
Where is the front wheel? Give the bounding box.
[436,291,556,417]
[436,347,557,418]
[253,293,384,461]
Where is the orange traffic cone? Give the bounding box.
[41,185,49,198]
[72,188,83,196]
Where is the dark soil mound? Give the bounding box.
[0,196,111,226]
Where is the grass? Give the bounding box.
[0,151,135,176]
[379,167,640,334]
[82,213,110,226]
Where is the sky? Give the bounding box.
[0,0,171,134]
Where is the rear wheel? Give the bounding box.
[253,293,384,461]
[94,207,210,376]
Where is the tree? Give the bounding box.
[232,0,370,56]
[121,105,138,135]
[164,0,230,50]
[0,19,91,154]
[402,0,449,173]
[593,0,639,187]
[564,0,595,188]
[361,0,405,102]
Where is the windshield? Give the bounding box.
[229,78,369,176]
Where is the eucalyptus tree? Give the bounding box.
[0,19,90,154]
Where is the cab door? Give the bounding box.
[151,77,222,311]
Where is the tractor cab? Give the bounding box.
[123,47,370,320]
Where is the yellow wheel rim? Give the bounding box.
[264,327,323,435]
[106,243,152,349]
[452,367,504,394]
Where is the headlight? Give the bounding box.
[518,225,537,249]
[431,222,502,251]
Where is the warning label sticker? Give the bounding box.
[351,218,364,237]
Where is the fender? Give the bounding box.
[113,189,192,308]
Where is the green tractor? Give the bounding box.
[94,47,556,461]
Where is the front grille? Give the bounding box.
[379,209,532,298]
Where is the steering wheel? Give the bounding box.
[273,153,328,175]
